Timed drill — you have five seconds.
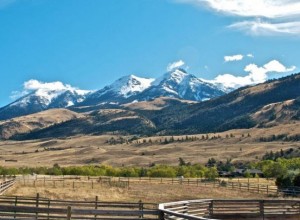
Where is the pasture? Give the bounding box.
[5,176,274,203]
[1,176,300,219]
[0,122,299,167]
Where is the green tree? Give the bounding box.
[262,162,287,178]
[204,167,218,180]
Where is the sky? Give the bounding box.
[0,0,300,107]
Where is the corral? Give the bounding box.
[0,176,299,219]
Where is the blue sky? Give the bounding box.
[0,0,299,107]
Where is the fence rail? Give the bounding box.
[16,175,300,197]
[0,195,159,219]
[0,179,16,195]
[159,199,300,220]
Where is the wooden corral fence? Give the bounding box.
[114,177,281,196]
[19,176,129,190]
[0,179,16,195]
[159,199,300,220]
[0,195,159,219]
[17,175,300,197]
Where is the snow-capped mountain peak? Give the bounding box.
[110,74,155,98]
[154,68,188,86]
[139,68,225,101]
[10,87,91,108]
[0,82,91,120]
[1,70,226,120]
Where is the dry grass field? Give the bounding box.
[6,180,267,203]
[0,122,299,167]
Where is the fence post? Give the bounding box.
[259,200,264,220]
[92,180,94,189]
[267,185,269,195]
[36,193,39,219]
[158,208,164,220]
[209,200,214,217]
[94,196,98,220]
[139,200,144,219]
[14,196,18,219]
[67,206,72,220]
[47,200,50,220]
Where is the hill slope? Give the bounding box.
[0,109,83,139]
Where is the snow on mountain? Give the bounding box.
[0,70,226,120]
[199,78,236,93]
[10,88,90,108]
[108,75,155,98]
[0,85,91,120]
[138,68,225,101]
[81,75,155,105]
[56,70,225,108]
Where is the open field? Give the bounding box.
[3,180,299,220]
[6,179,267,203]
[0,123,299,167]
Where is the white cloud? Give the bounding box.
[24,79,73,91]
[224,54,243,62]
[176,0,300,36]
[212,60,296,89]
[10,79,90,100]
[167,60,185,71]
[229,20,300,36]
[177,0,300,18]
[247,54,254,58]
[263,60,296,72]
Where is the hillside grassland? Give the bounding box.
[0,122,299,167]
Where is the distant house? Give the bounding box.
[233,169,244,176]
[216,167,264,178]
[244,169,264,177]
[218,171,235,178]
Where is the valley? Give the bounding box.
[0,122,299,167]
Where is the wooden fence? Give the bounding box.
[0,195,159,219]
[0,179,16,195]
[115,177,280,196]
[159,199,300,220]
[0,196,299,220]
[17,175,300,197]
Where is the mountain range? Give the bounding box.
[0,72,299,140]
[0,69,225,120]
